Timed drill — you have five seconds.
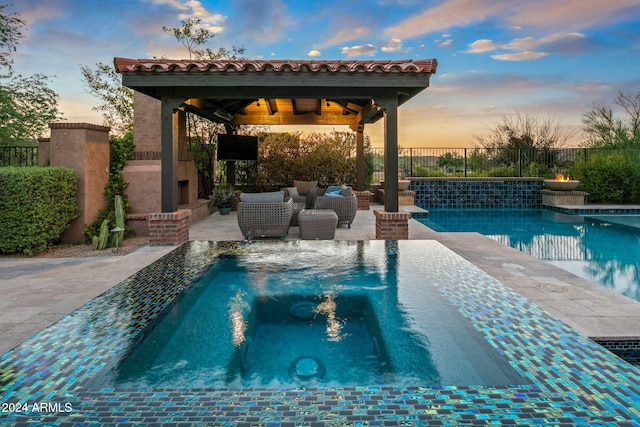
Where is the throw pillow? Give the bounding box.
[340,185,354,197]
[326,185,341,193]
[293,180,318,196]
[324,190,342,197]
[286,187,299,197]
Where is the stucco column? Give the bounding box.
[47,123,110,243]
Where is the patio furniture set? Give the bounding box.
[237,180,357,240]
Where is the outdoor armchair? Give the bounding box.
[237,194,294,239]
[314,187,357,228]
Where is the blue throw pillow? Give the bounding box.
[326,185,341,193]
[324,190,342,198]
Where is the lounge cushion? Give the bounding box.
[240,191,284,203]
[293,180,318,195]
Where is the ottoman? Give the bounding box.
[298,209,338,239]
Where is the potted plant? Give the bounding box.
[210,183,235,215]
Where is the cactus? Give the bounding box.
[92,219,109,250]
[113,195,125,248]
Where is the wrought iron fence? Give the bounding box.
[2,145,635,182]
[369,147,635,180]
[0,146,38,167]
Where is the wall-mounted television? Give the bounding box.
[217,134,259,161]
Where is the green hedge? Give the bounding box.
[571,150,640,203]
[0,167,79,255]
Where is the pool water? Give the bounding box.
[95,243,525,389]
[417,209,640,301]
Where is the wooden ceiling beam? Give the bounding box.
[266,98,277,115]
[234,111,358,126]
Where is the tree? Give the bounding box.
[582,91,640,148]
[81,62,133,137]
[475,111,573,150]
[80,17,247,197]
[80,17,244,138]
[162,17,246,197]
[474,111,576,174]
[0,3,23,75]
[0,73,60,145]
[0,4,61,146]
[162,17,245,60]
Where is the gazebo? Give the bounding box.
[114,58,438,243]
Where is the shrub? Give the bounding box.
[0,166,79,255]
[571,151,640,203]
[525,161,554,178]
[84,132,134,241]
[486,166,516,177]
[413,166,446,177]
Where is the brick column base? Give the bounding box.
[374,210,411,240]
[354,190,372,210]
[148,209,191,246]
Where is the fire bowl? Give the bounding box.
[543,179,580,191]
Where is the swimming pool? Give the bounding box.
[94,247,522,389]
[417,209,640,302]
[1,240,639,425]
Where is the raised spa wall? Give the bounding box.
[409,177,544,209]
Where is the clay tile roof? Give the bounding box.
[114,58,438,74]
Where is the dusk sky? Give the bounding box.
[9,0,640,147]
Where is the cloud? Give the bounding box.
[491,51,548,61]
[144,0,226,32]
[504,0,640,31]
[384,0,640,41]
[307,49,321,57]
[467,39,498,53]
[436,39,453,48]
[570,81,612,93]
[224,0,289,44]
[321,27,370,48]
[341,44,377,57]
[384,0,513,39]
[435,70,549,96]
[504,33,585,51]
[467,32,587,60]
[381,38,409,53]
